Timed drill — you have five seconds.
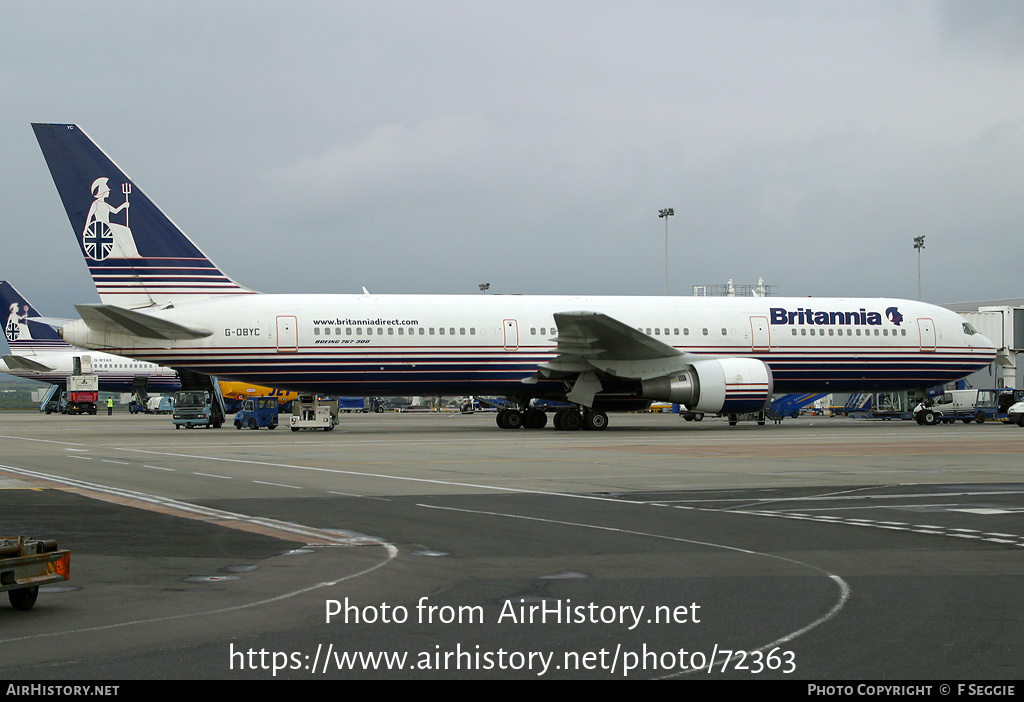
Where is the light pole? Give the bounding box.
[913,236,925,300]
[658,208,674,296]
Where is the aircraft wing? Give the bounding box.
[2,354,54,373]
[527,311,700,407]
[75,304,212,340]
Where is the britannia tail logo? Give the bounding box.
[82,177,140,260]
[5,303,30,341]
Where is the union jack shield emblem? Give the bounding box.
[5,319,18,341]
[83,221,114,260]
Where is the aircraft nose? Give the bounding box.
[975,332,998,358]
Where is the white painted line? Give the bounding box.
[252,480,303,490]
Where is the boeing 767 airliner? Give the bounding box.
[32,123,996,430]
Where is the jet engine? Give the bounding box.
[640,357,773,414]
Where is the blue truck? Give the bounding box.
[233,397,280,430]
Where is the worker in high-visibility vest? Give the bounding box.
[107,397,114,416]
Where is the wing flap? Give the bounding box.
[524,311,700,400]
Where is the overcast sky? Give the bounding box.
[3,0,1023,329]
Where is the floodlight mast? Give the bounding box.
[658,208,674,296]
[913,236,925,300]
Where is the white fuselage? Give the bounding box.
[0,348,179,392]
[58,293,997,399]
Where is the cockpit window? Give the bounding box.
[962,322,979,335]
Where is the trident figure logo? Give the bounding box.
[82,177,140,260]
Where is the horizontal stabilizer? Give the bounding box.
[2,355,54,373]
[27,316,76,330]
[75,304,212,340]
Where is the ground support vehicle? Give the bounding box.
[337,397,370,413]
[289,394,339,431]
[0,537,70,610]
[64,375,99,415]
[172,390,223,429]
[914,389,1024,425]
[1006,401,1024,427]
[841,392,913,420]
[761,393,830,423]
[235,397,279,430]
[38,385,61,414]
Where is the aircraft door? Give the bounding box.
[917,318,936,352]
[503,319,519,351]
[749,316,770,353]
[276,316,298,352]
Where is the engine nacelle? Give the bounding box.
[640,357,773,414]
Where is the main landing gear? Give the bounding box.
[496,406,608,431]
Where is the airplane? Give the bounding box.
[218,380,299,412]
[1,280,180,395]
[31,123,998,431]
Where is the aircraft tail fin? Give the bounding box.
[0,281,75,354]
[32,123,256,309]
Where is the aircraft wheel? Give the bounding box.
[9,586,39,611]
[583,410,608,431]
[524,408,547,429]
[728,414,738,426]
[504,410,524,429]
[560,410,583,431]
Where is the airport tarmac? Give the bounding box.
[1,409,1023,680]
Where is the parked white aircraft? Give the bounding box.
[1,280,179,393]
[32,123,997,430]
